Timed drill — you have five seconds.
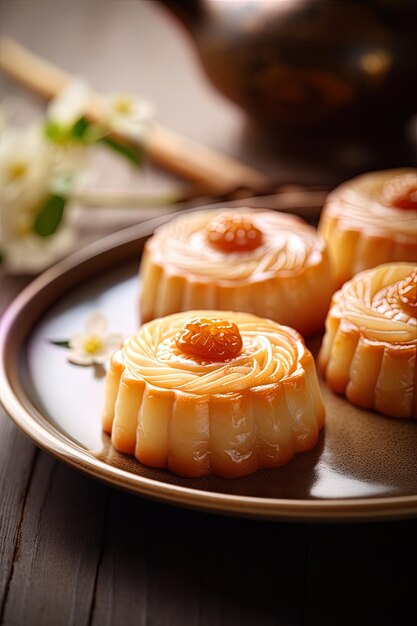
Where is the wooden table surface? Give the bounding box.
[1,2,417,625]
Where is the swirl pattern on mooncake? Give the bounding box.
[139,208,333,336]
[318,169,417,287]
[103,311,325,478]
[145,210,320,280]
[319,263,417,419]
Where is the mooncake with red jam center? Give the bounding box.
[318,169,417,288]
[103,311,325,478]
[319,263,417,419]
[139,208,333,336]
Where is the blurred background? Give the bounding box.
[0,0,416,272]
[2,0,417,177]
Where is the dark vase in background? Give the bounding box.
[161,0,417,140]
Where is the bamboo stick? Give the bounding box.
[0,37,269,193]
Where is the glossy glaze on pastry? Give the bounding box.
[139,208,333,336]
[319,263,417,419]
[103,310,325,478]
[318,169,417,287]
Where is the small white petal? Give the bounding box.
[85,312,108,335]
[100,93,153,141]
[68,351,95,366]
[69,334,85,351]
[47,79,90,127]
[107,93,154,120]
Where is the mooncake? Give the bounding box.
[139,208,333,336]
[318,263,417,419]
[103,310,325,478]
[318,169,417,287]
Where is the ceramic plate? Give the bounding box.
[1,209,417,521]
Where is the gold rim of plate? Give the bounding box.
[1,206,417,522]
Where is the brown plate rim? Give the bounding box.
[1,208,417,522]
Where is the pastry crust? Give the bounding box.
[318,169,417,287]
[103,310,325,478]
[318,263,417,419]
[139,208,333,336]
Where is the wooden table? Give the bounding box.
[1,2,416,625]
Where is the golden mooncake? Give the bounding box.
[103,310,325,478]
[318,263,417,419]
[318,168,417,287]
[139,208,333,336]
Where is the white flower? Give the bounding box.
[45,80,91,174]
[68,313,123,366]
[0,123,77,274]
[0,125,52,261]
[47,79,91,129]
[0,124,51,208]
[101,93,153,141]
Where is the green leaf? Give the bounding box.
[45,116,91,145]
[33,194,67,237]
[71,116,90,140]
[44,120,67,143]
[100,136,141,166]
[49,339,71,349]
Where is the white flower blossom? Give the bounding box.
[0,81,152,273]
[101,93,153,141]
[45,80,91,175]
[0,82,90,273]
[0,124,51,208]
[47,79,91,129]
[68,312,123,366]
[0,125,52,264]
[0,123,77,274]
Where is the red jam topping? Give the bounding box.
[381,174,417,210]
[206,213,263,253]
[175,318,243,361]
